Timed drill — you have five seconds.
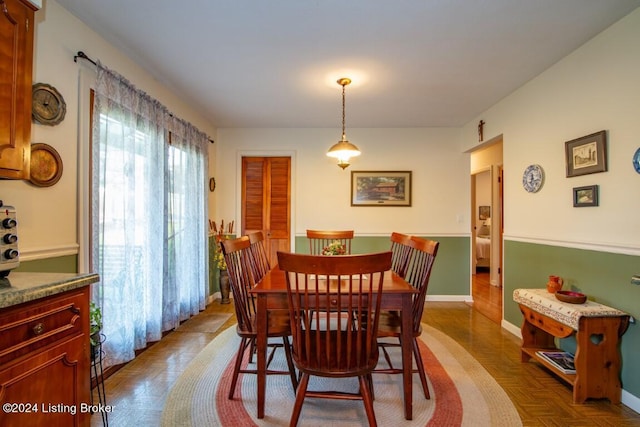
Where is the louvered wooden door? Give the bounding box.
[241,157,291,267]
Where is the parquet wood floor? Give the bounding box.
[470,270,502,324]
[92,294,640,427]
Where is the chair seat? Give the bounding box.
[235,310,293,338]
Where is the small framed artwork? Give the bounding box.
[479,206,491,220]
[351,171,412,206]
[573,185,599,207]
[565,130,607,177]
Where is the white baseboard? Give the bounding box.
[622,390,640,414]
[425,295,473,303]
[502,319,522,338]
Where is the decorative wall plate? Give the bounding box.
[29,143,63,187]
[32,83,67,126]
[522,164,544,193]
[633,148,640,174]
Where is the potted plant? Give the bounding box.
[89,301,103,360]
[210,219,234,304]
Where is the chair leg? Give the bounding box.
[359,375,378,427]
[365,372,375,401]
[248,339,256,363]
[228,337,250,399]
[289,373,309,427]
[412,337,430,399]
[282,336,298,392]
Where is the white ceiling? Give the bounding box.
[56,0,640,129]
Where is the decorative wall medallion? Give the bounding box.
[522,164,544,193]
[32,83,67,126]
[29,143,63,187]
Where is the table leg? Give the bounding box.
[256,294,268,419]
[401,293,413,420]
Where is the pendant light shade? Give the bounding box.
[327,78,360,169]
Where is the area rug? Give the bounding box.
[161,323,522,426]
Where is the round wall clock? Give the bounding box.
[32,83,67,126]
[633,148,640,174]
[522,164,544,193]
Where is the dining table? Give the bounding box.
[250,264,418,420]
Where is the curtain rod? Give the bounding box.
[73,50,215,144]
[74,50,96,66]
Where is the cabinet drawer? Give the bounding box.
[520,305,574,338]
[0,289,87,365]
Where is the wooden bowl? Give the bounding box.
[555,290,587,304]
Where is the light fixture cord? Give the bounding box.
[341,83,347,141]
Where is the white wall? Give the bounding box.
[0,0,216,260]
[215,127,469,237]
[461,8,640,254]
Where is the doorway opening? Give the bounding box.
[469,138,503,324]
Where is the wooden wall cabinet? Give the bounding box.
[0,0,37,180]
[0,286,91,426]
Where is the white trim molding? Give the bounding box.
[504,235,640,257]
[19,244,79,262]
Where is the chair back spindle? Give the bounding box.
[248,231,271,282]
[221,236,257,331]
[405,236,439,332]
[390,231,412,277]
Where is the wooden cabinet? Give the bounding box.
[0,0,37,180]
[0,286,91,426]
[515,289,630,404]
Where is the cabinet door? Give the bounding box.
[0,334,91,427]
[0,0,35,179]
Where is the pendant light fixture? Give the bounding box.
[327,77,361,169]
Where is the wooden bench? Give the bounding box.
[513,288,629,404]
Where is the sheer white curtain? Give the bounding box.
[91,64,208,367]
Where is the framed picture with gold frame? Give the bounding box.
[351,171,411,207]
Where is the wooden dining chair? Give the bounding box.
[247,231,270,281]
[277,251,392,427]
[221,236,298,399]
[390,232,412,277]
[306,229,354,255]
[375,236,439,399]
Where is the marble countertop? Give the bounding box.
[0,272,100,309]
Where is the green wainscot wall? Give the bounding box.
[504,240,640,399]
[14,255,77,273]
[294,235,470,297]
